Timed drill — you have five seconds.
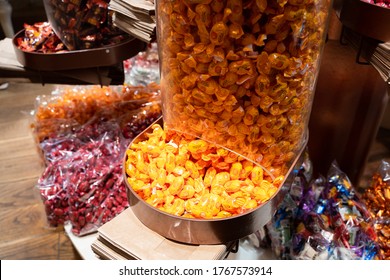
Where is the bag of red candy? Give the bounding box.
[36,107,161,235]
[64,119,128,236]
[37,154,72,228]
[36,118,125,230]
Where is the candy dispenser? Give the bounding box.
[123,0,333,245]
[124,117,307,244]
[157,0,332,179]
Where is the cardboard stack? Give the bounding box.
[342,27,390,83]
[91,207,234,260]
[370,42,390,83]
[109,0,156,43]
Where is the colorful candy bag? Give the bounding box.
[124,42,160,86]
[266,161,381,260]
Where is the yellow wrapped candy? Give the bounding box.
[125,124,283,219]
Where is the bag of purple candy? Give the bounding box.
[265,160,381,260]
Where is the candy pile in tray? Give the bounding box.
[16,22,67,53]
[361,0,390,8]
[264,160,386,260]
[43,0,128,50]
[125,123,284,220]
[32,84,161,236]
[16,21,129,53]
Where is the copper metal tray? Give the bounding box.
[124,117,307,245]
[12,29,146,71]
[334,0,390,42]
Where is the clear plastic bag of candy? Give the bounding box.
[65,119,127,236]
[67,162,129,236]
[35,105,162,232]
[31,86,121,144]
[361,159,390,259]
[266,161,381,260]
[34,85,122,123]
[35,118,122,230]
[124,43,160,86]
[116,102,162,140]
[36,155,72,228]
[30,84,161,145]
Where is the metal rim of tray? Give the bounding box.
[12,29,146,71]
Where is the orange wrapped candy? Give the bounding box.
[362,163,390,259]
[157,0,331,178]
[125,124,283,219]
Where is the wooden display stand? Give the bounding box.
[308,39,388,186]
[308,1,390,186]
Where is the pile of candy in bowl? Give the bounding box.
[125,123,285,220]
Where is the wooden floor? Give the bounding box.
[0,80,81,260]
